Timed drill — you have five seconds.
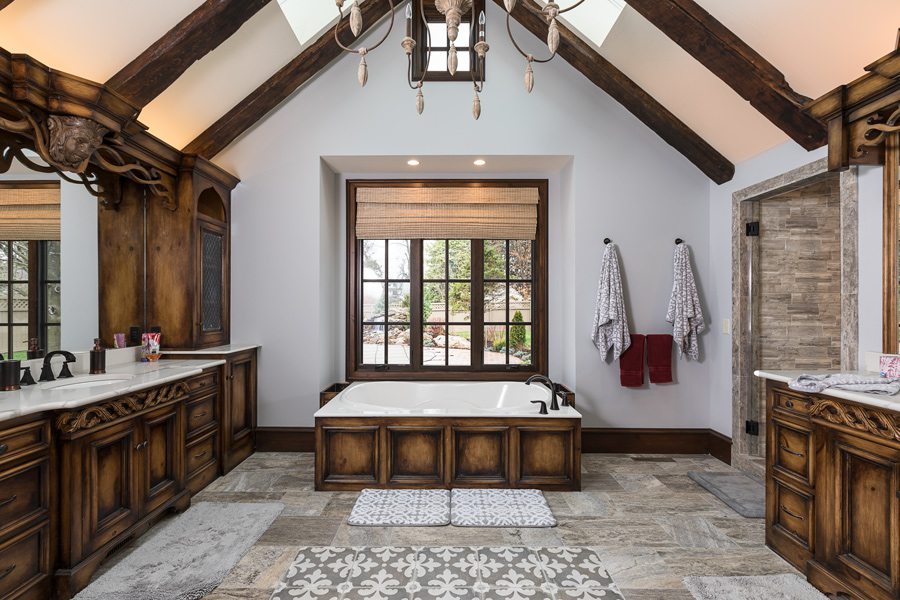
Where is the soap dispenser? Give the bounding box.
[90,338,106,375]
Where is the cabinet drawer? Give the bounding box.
[770,477,814,551]
[0,458,48,536]
[772,419,814,486]
[186,431,218,479]
[186,393,217,436]
[0,420,49,466]
[772,388,813,417]
[185,371,218,396]
[0,521,49,600]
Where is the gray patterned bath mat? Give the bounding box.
[348,489,451,526]
[450,488,557,527]
[684,574,827,599]
[74,502,283,600]
[687,471,765,518]
[272,546,623,600]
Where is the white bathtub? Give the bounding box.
[314,381,581,418]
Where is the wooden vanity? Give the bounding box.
[765,378,900,600]
[0,352,257,600]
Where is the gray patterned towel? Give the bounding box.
[348,489,450,526]
[591,242,631,361]
[788,373,900,395]
[666,243,705,360]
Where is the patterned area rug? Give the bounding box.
[271,546,623,600]
[451,489,557,527]
[684,574,827,599]
[348,489,451,527]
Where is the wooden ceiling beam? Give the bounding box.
[184,0,396,158]
[106,0,271,107]
[625,0,826,150]
[500,0,733,183]
[0,1,15,10]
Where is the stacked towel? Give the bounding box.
[647,334,673,383]
[591,243,631,361]
[788,374,900,396]
[666,244,705,360]
[620,334,645,387]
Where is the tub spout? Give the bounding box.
[525,374,562,410]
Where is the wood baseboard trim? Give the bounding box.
[256,426,732,464]
[256,427,315,452]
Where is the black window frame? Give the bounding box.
[412,0,486,83]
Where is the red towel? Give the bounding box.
[647,334,674,384]
[619,334,645,387]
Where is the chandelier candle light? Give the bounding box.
[333,0,585,119]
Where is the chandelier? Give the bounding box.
[332,0,586,119]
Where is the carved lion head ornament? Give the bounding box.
[47,115,108,172]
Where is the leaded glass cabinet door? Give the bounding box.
[197,218,228,346]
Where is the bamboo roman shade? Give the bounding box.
[0,183,61,240]
[356,186,539,240]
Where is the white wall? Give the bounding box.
[0,161,98,351]
[216,1,714,428]
[706,141,883,436]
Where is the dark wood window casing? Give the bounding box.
[412,0,486,83]
[346,180,548,381]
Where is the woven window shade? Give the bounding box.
[356,186,539,240]
[0,185,61,240]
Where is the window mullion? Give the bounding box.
[471,240,484,369]
[410,239,423,370]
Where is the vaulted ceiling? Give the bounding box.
[0,0,898,179]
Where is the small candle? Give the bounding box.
[478,10,486,39]
[406,2,412,38]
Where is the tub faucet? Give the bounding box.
[39,350,77,382]
[525,374,563,411]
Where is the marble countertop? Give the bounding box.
[159,344,259,355]
[755,369,900,413]
[0,358,225,424]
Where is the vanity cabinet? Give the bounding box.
[0,416,52,600]
[765,380,900,600]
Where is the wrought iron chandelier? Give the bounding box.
[333,0,586,119]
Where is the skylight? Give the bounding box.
[277,0,353,48]
[535,0,625,50]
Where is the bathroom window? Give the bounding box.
[0,240,60,359]
[412,0,485,82]
[347,180,547,380]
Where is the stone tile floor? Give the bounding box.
[99,452,797,600]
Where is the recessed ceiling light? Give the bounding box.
[473,159,486,166]
[407,159,420,166]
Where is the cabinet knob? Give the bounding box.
[0,443,8,455]
[784,400,794,408]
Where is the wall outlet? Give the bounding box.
[722,319,731,335]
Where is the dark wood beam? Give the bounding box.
[184,0,395,158]
[625,0,826,150]
[107,0,271,107]
[0,1,15,10]
[501,0,733,183]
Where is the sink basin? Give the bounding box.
[42,374,135,390]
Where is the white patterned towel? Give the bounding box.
[666,243,705,360]
[348,489,450,527]
[591,242,631,361]
[789,373,900,396]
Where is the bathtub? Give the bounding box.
[314,380,582,491]
[315,381,581,418]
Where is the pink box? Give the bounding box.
[880,355,900,378]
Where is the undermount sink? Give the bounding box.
[42,374,135,390]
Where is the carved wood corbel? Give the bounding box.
[0,95,176,210]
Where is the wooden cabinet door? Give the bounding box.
[820,429,900,600]
[81,419,140,554]
[197,218,229,347]
[139,403,183,515]
[223,352,256,471]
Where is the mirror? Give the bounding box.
[0,155,99,357]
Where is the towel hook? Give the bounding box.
[675,238,684,245]
[603,238,611,245]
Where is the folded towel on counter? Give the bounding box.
[591,242,631,361]
[620,334,645,387]
[647,334,674,384]
[666,244,705,360]
[788,373,900,395]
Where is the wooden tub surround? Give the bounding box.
[315,381,582,491]
[761,375,900,600]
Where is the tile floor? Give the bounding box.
[101,452,798,600]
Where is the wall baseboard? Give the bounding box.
[256,426,732,464]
